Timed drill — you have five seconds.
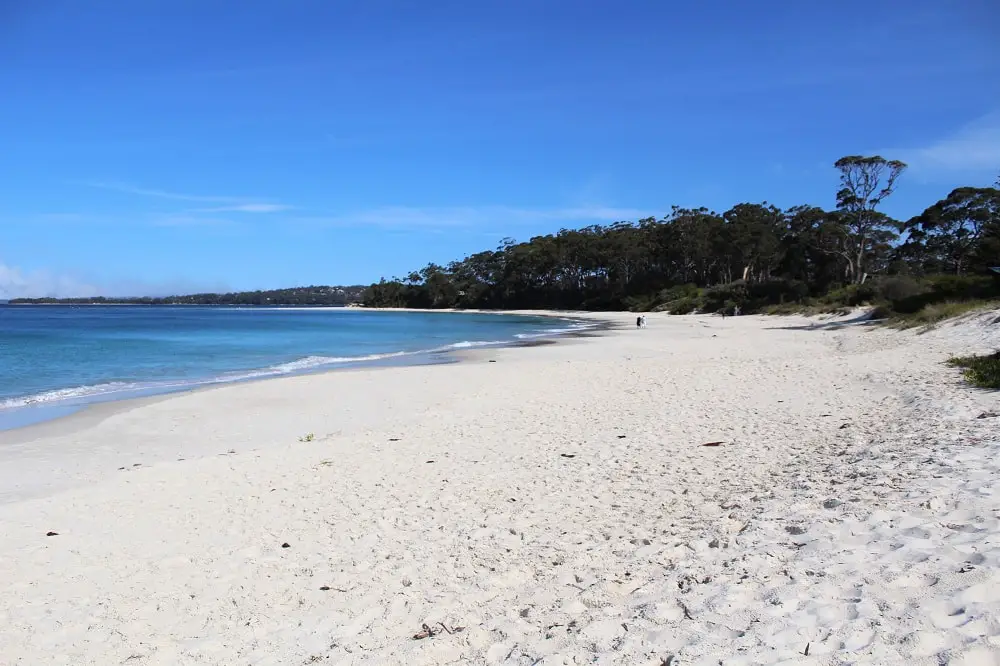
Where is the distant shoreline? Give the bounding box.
[5,284,369,307]
[0,309,609,434]
[2,301,613,316]
[2,301,357,307]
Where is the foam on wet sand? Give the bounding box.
[0,309,998,665]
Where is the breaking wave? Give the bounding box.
[1,327,587,411]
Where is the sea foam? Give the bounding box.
[0,329,585,412]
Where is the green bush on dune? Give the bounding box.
[947,352,1000,389]
[640,274,999,324]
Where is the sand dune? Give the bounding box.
[1,310,998,665]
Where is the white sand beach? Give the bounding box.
[1,310,998,666]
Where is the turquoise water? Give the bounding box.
[0,306,589,429]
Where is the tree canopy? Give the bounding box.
[903,187,1000,276]
[363,156,999,312]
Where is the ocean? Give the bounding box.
[0,306,590,430]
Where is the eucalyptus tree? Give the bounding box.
[832,155,907,283]
[905,187,1000,275]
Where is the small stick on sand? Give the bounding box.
[412,622,464,640]
[412,624,438,640]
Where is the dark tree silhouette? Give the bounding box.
[14,158,998,314]
[904,188,1000,275]
[360,158,997,313]
[832,156,907,283]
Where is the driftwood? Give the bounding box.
[412,622,465,640]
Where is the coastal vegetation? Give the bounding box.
[11,159,998,318]
[362,158,1000,316]
[947,351,1000,390]
[10,285,368,306]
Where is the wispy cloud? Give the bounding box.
[0,259,230,299]
[885,112,1000,178]
[190,203,293,213]
[148,215,241,228]
[292,204,650,230]
[86,181,288,212]
[1,211,243,230]
[40,183,648,233]
[33,212,104,223]
[88,181,240,203]
[0,261,100,300]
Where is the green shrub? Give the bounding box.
[641,273,998,321]
[947,351,1000,389]
[763,303,799,315]
[821,282,879,307]
[925,274,999,298]
[660,283,701,301]
[869,304,892,320]
[658,284,700,302]
[888,300,999,328]
[701,281,748,313]
[698,278,812,314]
[661,296,699,314]
[749,279,810,306]
[892,275,1000,314]
[877,276,925,303]
[624,295,655,312]
[646,284,702,313]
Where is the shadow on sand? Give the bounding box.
[764,310,880,332]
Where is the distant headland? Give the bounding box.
[8,285,367,306]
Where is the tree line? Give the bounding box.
[10,157,997,314]
[362,156,1000,312]
[10,285,368,306]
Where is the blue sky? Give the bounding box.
[1,0,998,297]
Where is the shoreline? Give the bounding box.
[0,312,619,501]
[1,309,997,664]
[0,323,609,447]
[0,309,610,436]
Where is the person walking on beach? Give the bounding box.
[636,316,642,328]
[641,315,647,328]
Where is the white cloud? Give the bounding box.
[87,181,288,213]
[148,215,240,228]
[292,204,650,230]
[0,262,99,300]
[887,112,1000,177]
[87,181,241,203]
[0,260,230,299]
[191,203,293,213]
[7,211,245,228]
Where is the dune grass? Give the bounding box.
[947,351,1000,389]
[883,300,1000,329]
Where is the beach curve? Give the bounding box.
[0,309,998,665]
